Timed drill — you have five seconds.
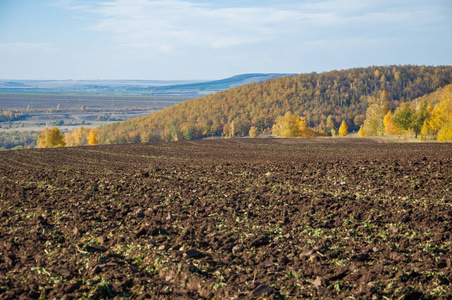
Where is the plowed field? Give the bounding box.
[1,138,451,299]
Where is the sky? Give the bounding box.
[0,0,451,80]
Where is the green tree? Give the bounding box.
[393,103,415,133]
[392,103,429,137]
[184,125,195,140]
[412,104,430,138]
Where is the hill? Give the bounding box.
[93,65,452,144]
[152,73,295,92]
[0,74,291,93]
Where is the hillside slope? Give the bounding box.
[96,65,452,144]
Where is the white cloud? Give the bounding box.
[63,0,314,51]
[61,0,442,54]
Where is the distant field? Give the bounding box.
[0,90,189,148]
[0,109,157,133]
[0,92,195,109]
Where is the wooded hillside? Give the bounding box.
[94,65,452,144]
[357,84,452,142]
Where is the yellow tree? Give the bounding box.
[222,123,229,137]
[363,90,390,136]
[37,127,66,148]
[427,95,452,137]
[299,119,310,137]
[65,131,74,146]
[420,120,431,140]
[229,121,236,138]
[272,112,301,137]
[437,122,452,142]
[338,120,348,136]
[358,125,366,137]
[65,127,92,146]
[87,129,99,145]
[272,112,326,138]
[383,111,398,135]
[249,126,259,138]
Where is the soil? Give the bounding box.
[0,138,451,299]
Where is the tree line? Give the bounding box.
[35,126,99,148]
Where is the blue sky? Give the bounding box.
[0,0,451,80]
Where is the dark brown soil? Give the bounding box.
[1,138,451,299]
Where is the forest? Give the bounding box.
[90,65,452,144]
[359,85,452,142]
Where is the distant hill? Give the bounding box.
[152,73,295,92]
[92,65,452,144]
[0,74,292,93]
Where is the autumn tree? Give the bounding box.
[326,115,335,134]
[420,120,431,140]
[353,114,365,127]
[426,93,452,137]
[272,112,327,138]
[298,119,310,138]
[362,90,390,136]
[358,125,365,137]
[272,112,302,137]
[338,120,348,136]
[65,127,92,146]
[87,129,98,145]
[383,111,398,135]
[229,121,236,138]
[249,126,259,138]
[37,127,66,148]
[437,122,452,142]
